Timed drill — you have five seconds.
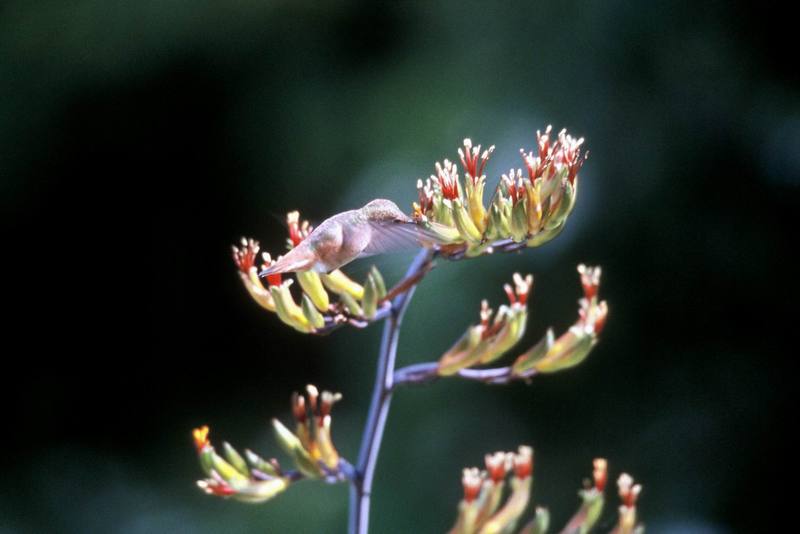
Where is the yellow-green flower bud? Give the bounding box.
[301,294,326,330]
[465,175,487,232]
[532,327,595,374]
[477,308,527,365]
[315,415,339,470]
[211,450,248,485]
[321,269,364,300]
[453,198,484,244]
[544,180,575,231]
[231,477,289,504]
[270,283,311,333]
[271,418,321,478]
[339,292,363,316]
[244,449,279,477]
[362,274,379,319]
[510,200,529,242]
[511,329,554,375]
[437,325,485,376]
[524,180,544,234]
[519,508,550,534]
[370,266,387,300]
[297,271,330,312]
[479,475,532,534]
[526,222,565,248]
[223,442,250,477]
[242,269,276,311]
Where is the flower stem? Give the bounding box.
[348,249,433,534]
[391,362,537,388]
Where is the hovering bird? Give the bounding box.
[259,199,444,276]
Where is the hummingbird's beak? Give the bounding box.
[259,248,316,277]
[258,265,277,278]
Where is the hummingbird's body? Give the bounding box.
[261,199,437,276]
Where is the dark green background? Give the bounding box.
[2,1,794,533]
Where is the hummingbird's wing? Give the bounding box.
[359,220,447,257]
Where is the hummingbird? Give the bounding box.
[259,199,443,276]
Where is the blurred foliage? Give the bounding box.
[1,0,795,532]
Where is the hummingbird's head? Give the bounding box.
[361,199,410,222]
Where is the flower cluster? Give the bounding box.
[192,385,349,503]
[232,212,389,334]
[510,264,607,376]
[449,449,643,534]
[614,473,643,534]
[414,127,588,257]
[436,265,607,380]
[450,446,538,534]
[438,274,532,375]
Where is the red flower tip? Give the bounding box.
[501,169,526,205]
[433,159,461,200]
[537,125,554,162]
[593,301,608,335]
[617,473,641,508]
[577,264,601,300]
[293,385,342,427]
[522,126,587,185]
[291,392,307,424]
[319,390,342,419]
[286,211,303,247]
[193,425,210,452]
[512,273,533,306]
[462,468,482,503]
[232,238,259,273]
[417,178,434,214]
[458,138,495,181]
[593,458,608,492]
[197,479,237,497]
[503,283,517,305]
[513,446,533,479]
[485,452,510,483]
[479,300,492,329]
[286,211,313,248]
[554,129,587,185]
[305,384,319,413]
[261,252,283,287]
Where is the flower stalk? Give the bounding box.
[349,248,434,534]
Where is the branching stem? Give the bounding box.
[391,362,537,388]
[348,248,433,534]
[347,242,537,532]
